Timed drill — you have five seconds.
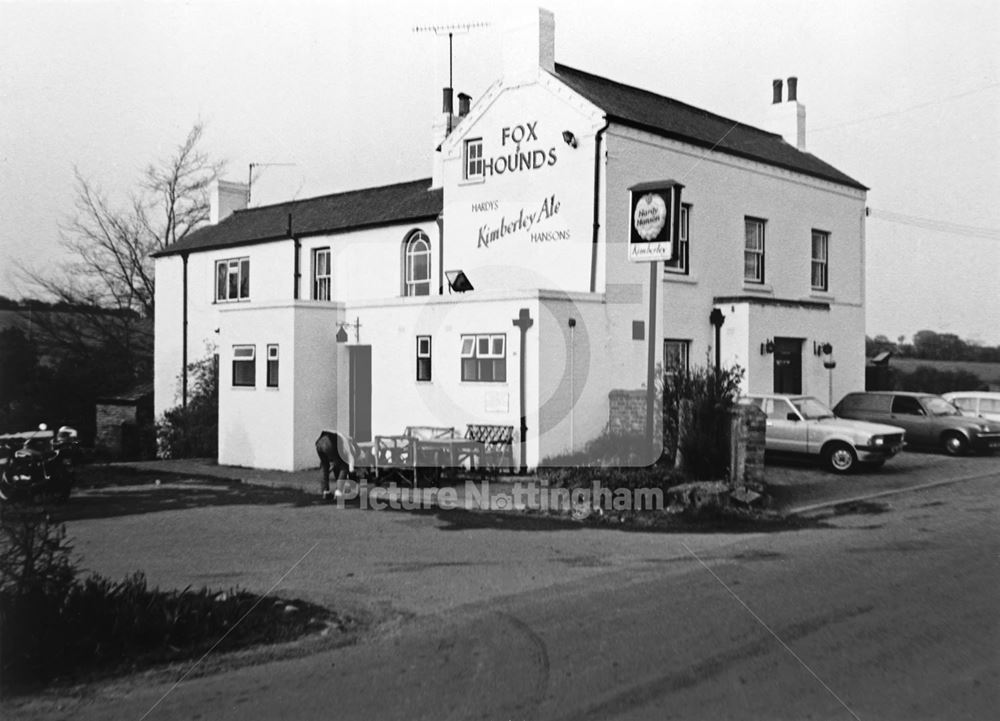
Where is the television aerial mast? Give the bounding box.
[413,21,490,132]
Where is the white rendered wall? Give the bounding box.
[605,126,867,396]
[439,73,605,294]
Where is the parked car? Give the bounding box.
[743,394,906,473]
[834,391,1000,456]
[942,391,1000,424]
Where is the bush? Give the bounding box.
[156,355,218,458]
[0,509,333,695]
[662,364,744,481]
[894,365,986,395]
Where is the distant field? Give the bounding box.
[890,358,1000,386]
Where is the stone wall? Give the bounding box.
[95,402,138,458]
[730,403,766,489]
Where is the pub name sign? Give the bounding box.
[627,181,684,262]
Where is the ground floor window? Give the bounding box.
[416,336,432,381]
[664,339,690,374]
[460,333,506,382]
[232,345,256,387]
[266,344,279,387]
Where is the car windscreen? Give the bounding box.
[793,397,836,420]
[923,397,961,416]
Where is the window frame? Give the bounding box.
[663,339,690,374]
[744,217,766,284]
[312,247,331,301]
[664,204,691,275]
[215,257,251,302]
[266,344,279,388]
[416,335,432,382]
[232,344,256,388]
[460,333,507,383]
[464,138,484,181]
[811,229,829,291]
[402,231,431,297]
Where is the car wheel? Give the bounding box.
[824,442,857,474]
[942,432,969,456]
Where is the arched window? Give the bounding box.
[403,231,431,296]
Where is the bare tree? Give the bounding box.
[15,124,223,411]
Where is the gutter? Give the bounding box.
[589,120,610,293]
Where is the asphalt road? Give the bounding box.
[6,456,999,721]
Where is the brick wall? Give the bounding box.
[608,389,655,435]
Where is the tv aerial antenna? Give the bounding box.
[413,21,490,89]
[247,162,297,206]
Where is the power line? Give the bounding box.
[812,82,999,133]
[867,207,1000,241]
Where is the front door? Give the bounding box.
[348,345,372,442]
[773,337,803,394]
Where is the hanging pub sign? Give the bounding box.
[627,180,684,262]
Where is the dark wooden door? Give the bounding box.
[773,337,803,394]
[349,346,372,442]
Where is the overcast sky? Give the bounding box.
[2,0,998,344]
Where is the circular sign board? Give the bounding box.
[633,193,667,241]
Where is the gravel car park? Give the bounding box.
[743,394,906,473]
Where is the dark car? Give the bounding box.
[833,391,1000,456]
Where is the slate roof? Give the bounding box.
[154,179,442,257]
[158,65,863,258]
[552,64,867,191]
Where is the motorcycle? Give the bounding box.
[0,424,76,504]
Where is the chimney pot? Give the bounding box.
[787,76,798,102]
[458,92,471,117]
[772,79,783,104]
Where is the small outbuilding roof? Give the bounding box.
[154,179,442,257]
[552,64,867,191]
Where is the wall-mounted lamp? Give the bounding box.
[445,269,474,293]
[813,341,833,357]
[336,318,361,344]
[561,130,578,148]
[760,338,775,355]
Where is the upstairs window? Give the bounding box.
[664,204,691,275]
[216,258,250,301]
[313,247,331,301]
[744,218,765,284]
[464,138,484,181]
[811,230,829,291]
[232,345,255,387]
[403,231,431,297]
[460,333,506,382]
[416,336,432,382]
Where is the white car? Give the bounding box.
[942,391,1000,424]
[743,394,906,473]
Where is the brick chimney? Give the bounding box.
[210,179,249,224]
[767,76,806,151]
[431,87,458,189]
[502,7,555,83]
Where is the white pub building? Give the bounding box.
[153,9,869,471]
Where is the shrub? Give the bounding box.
[662,364,744,481]
[156,354,218,458]
[893,365,986,395]
[0,509,333,694]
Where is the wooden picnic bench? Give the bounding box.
[465,424,515,475]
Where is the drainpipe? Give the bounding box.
[437,213,445,295]
[512,308,534,474]
[589,120,610,293]
[288,213,300,299]
[181,252,189,409]
[709,308,726,372]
